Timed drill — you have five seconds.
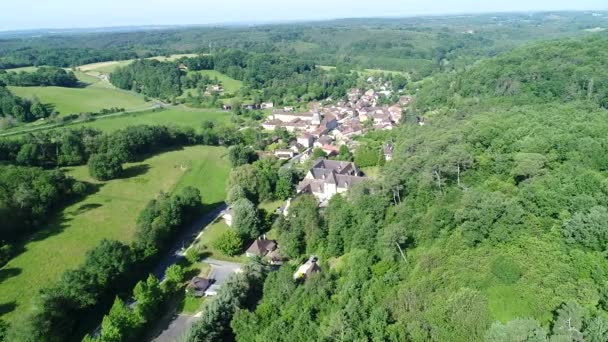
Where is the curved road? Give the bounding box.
[152,204,228,280]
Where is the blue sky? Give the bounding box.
[1,0,606,31]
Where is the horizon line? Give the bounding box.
[1,8,607,33]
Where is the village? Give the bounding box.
[259,76,416,162]
[181,78,421,298]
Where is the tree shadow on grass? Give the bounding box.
[0,267,21,283]
[3,182,105,264]
[120,164,150,179]
[131,146,186,163]
[0,301,16,316]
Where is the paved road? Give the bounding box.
[151,260,243,342]
[152,204,227,280]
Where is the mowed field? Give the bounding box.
[77,54,198,74]
[73,107,231,132]
[0,145,229,323]
[7,79,149,116]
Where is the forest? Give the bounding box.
[0,67,79,87]
[183,34,608,341]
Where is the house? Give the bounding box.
[384,143,394,161]
[320,145,340,157]
[222,104,232,110]
[283,106,295,112]
[293,256,321,280]
[297,159,366,202]
[314,135,333,148]
[274,149,295,160]
[297,134,314,148]
[321,114,338,132]
[261,102,274,109]
[245,237,277,258]
[222,208,233,226]
[209,85,224,93]
[187,277,213,297]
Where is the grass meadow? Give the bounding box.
[0,146,229,323]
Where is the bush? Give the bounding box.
[213,230,243,256]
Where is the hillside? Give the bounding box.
[224,35,608,341]
[415,34,608,111]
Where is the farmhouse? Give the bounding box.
[297,159,366,202]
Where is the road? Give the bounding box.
[152,204,227,280]
[151,260,244,342]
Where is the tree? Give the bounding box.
[562,206,608,251]
[226,185,247,205]
[162,265,185,293]
[232,198,260,239]
[485,318,547,342]
[228,144,254,167]
[336,145,352,161]
[551,301,585,341]
[88,153,123,180]
[312,147,327,159]
[584,315,608,342]
[275,168,295,200]
[213,230,243,256]
[354,145,382,168]
[133,275,163,323]
[99,297,136,342]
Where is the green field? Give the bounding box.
[8,78,149,116]
[190,70,243,94]
[74,107,231,132]
[77,54,198,74]
[0,146,229,323]
[4,66,39,72]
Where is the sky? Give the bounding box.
[0,0,606,31]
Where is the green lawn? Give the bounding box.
[8,80,149,116]
[0,146,229,323]
[195,220,248,263]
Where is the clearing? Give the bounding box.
[0,145,229,323]
[77,54,198,74]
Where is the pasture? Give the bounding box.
[74,107,231,132]
[77,54,198,74]
[0,146,229,323]
[7,72,149,116]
